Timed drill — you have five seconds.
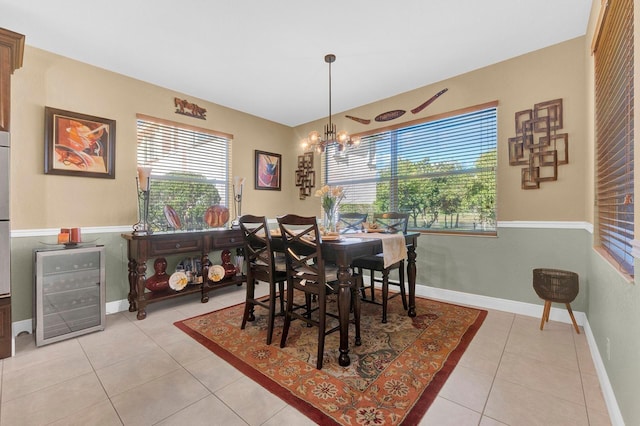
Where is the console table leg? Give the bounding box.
[135,259,148,320]
[127,258,138,312]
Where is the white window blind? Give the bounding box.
[325,103,497,234]
[594,0,634,276]
[136,115,232,231]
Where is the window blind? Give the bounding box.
[136,115,232,231]
[324,104,497,234]
[594,0,634,275]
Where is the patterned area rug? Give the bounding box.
[175,291,486,425]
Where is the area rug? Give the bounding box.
[175,291,486,425]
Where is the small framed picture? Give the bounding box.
[44,107,116,178]
[255,150,281,190]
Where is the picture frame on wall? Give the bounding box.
[255,150,281,190]
[44,107,116,179]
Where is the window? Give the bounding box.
[325,103,497,234]
[136,114,233,231]
[594,0,634,276]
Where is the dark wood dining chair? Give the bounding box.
[352,212,409,323]
[239,214,287,345]
[337,212,368,233]
[277,214,361,369]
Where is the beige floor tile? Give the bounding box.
[473,321,511,347]
[485,377,589,425]
[3,334,85,374]
[159,333,216,365]
[504,324,580,373]
[183,353,245,393]
[512,314,578,342]
[496,351,584,405]
[155,394,246,425]
[49,399,123,426]
[137,321,193,347]
[76,316,140,348]
[438,364,494,412]
[588,407,613,426]
[262,405,318,426]
[418,397,482,425]
[80,326,160,370]
[581,372,609,416]
[457,344,502,376]
[480,309,515,333]
[110,368,210,426]
[2,286,614,426]
[479,415,509,425]
[215,375,288,425]
[96,346,181,397]
[573,332,598,376]
[175,299,232,319]
[463,335,506,366]
[133,306,192,330]
[2,350,93,402]
[1,372,109,426]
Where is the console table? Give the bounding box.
[122,230,244,320]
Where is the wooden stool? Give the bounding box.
[532,268,580,334]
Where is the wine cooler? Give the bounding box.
[34,245,106,346]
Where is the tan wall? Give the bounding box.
[10,39,588,229]
[10,46,297,230]
[292,37,588,222]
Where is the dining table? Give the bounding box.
[321,231,420,366]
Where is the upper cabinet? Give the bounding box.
[0,28,25,132]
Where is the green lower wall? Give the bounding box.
[588,250,640,426]
[10,226,591,322]
[9,230,238,322]
[9,225,639,424]
[10,232,132,322]
[416,227,590,310]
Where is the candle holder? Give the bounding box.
[231,176,244,229]
[133,176,153,235]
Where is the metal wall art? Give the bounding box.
[295,151,315,199]
[174,97,207,120]
[508,99,568,189]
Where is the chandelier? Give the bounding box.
[302,54,360,154]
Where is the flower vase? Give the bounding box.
[324,207,338,233]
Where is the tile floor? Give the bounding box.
[0,285,612,425]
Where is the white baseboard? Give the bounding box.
[11,284,621,425]
[12,318,32,338]
[583,320,625,426]
[106,299,130,315]
[413,285,587,326]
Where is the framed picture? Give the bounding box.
[44,107,116,178]
[255,150,281,190]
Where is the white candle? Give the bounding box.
[137,165,152,191]
[233,176,245,196]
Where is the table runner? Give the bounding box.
[344,232,407,267]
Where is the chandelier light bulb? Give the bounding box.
[309,131,320,143]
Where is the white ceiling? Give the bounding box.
[0,1,591,127]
